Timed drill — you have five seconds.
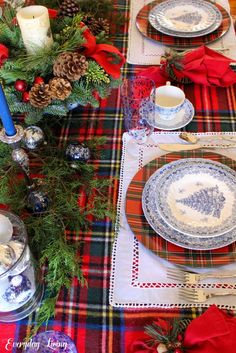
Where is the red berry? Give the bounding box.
[177,334,183,342]
[14,80,27,92]
[34,76,44,85]
[22,91,30,102]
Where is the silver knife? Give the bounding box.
[158,143,236,152]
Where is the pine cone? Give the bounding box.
[53,52,88,81]
[82,15,110,35]
[29,84,52,108]
[49,77,72,100]
[59,0,80,17]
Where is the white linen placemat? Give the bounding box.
[109,132,236,309]
[127,0,236,65]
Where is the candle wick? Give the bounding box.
[33,16,35,19]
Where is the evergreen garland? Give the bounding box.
[0,3,124,125]
[0,134,114,333]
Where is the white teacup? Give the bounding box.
[155,82,185,120]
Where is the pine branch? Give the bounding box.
[43,103,68,116]
[0,12,24,49]
[67,81,100,107]
[24,111,45,125]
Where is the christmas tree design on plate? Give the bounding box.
[176,185,225,218]
[170,12,202,25]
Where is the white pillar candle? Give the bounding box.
[16,5,53,54]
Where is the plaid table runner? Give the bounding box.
[1,0,236,352]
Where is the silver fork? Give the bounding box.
[179,288,236,303]
[166,268,236,284]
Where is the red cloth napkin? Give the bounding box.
[184,304,236,353]
[138,46,236,87]
[136,66,168,87]
[173,46,236,86]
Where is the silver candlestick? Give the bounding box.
[0,125,49,213]
[0,125,34,188]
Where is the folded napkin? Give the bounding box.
[139,46,236,87]
[184,305,236,353]
[128,305,236,353]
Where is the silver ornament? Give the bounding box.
[23,126,44,150]
[11,148,29,176]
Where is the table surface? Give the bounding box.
[1,1,236,353]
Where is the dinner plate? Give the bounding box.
[150,98,194,130]
[136,0,230,48]
[148,2,222,38]
[142,164,236,250]
[125,151,236,268]
[150,0,219,33]
[153,159,236,237]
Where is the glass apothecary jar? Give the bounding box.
[0,209,44,322]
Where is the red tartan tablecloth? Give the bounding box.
[1,0,236,352]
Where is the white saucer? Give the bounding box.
[151,99,194,130]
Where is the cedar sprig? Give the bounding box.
[30,296,58,336]
[85,61,110,85]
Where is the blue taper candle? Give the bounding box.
[0,85,16,136]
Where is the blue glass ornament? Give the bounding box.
[65,142,91,162]
[27,190,49,214]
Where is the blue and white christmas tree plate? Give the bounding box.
[153,159,236,237]
[142,159,236,250]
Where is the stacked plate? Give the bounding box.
[148,0,222,38]
[142,158,236,250]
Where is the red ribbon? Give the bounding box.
[48,8,58,19]
[81,25,125,79]
[0,44,9,66]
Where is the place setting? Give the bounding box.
[109,130,236,309]
[136,0,230,48]
[127,0,236,65]
[110,74,236,311]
